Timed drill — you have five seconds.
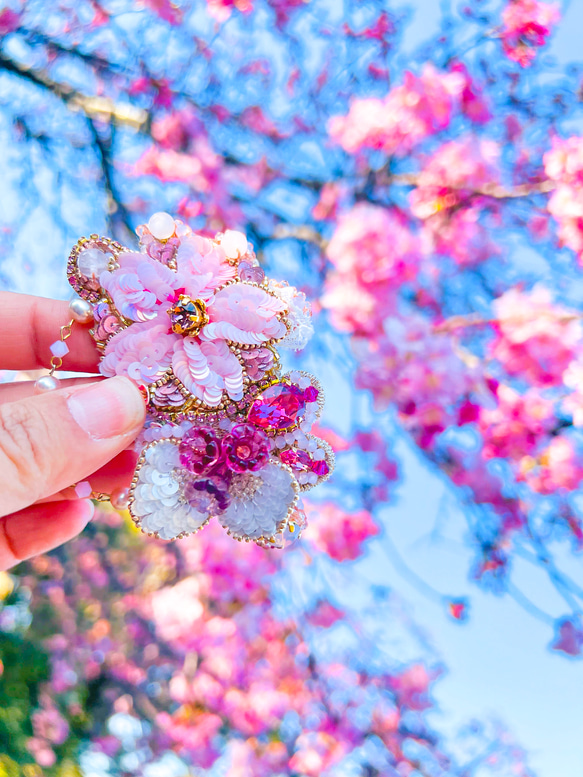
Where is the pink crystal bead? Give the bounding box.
[222,423,270,472]
[247,383,306,430]
[179,426,222,476]
[146,236,180,265]
[312,459,330,477]
[50,340,69,358]
[238,261,265,284]
[304,385,319,403]
[280,448,313,473]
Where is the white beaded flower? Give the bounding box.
[132,442,209,540]
[218,462,298,541]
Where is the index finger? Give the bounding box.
[0,292,100,373]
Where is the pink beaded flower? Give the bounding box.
[98,233,287,406]
[67,213,333,547]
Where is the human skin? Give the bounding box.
[0,291,146,570]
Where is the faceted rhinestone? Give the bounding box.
[168,295,208,336]
[280,448,313,473]
[77,247,112,279]
[247,383,306,431]
[312,459,330,477]
[304,385,319,403]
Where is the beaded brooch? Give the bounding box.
[62,213,334,546]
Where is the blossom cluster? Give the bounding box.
[0,514,474,775]
[501,0,560,67]
[328,64,490,157]
[544,135,583,262]
[410,137,500,265]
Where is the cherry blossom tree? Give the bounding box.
[0,0,581,772]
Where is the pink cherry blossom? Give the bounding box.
[544,136,583,261]
[478,385,554,462]
[26,738,56,768]
[32,700,70,745]
[501,0,560,67]
[306,600,345,628]
[551,616,583,657]
[304,502,379,561]
[410,137,500,265]
[353,313,481,448]
[489,286,581,387]
[521,436,583,494]
[206,0,253,23]
[329,65,468,156]
[323,204,420,334]
[0,7,21,35]
[289,732,348,777]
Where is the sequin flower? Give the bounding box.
[98,229,288,406]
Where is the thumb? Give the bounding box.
[0,376,146,517]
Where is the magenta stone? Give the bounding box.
[247,383,306,430]
[223,423,270,472]
[312,459,330,477]
[179,426,222,476]
[304,385,319,403]
[280,448,313,473]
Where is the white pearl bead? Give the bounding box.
[69,298,94,324]
[221,230,248,259]
[148,212,176,241]
[34,375,61,394]
[110,487,130,511]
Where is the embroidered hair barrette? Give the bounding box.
[48,213,334,547]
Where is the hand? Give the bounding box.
[0,291,146,571]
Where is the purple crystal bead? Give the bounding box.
[183,474,231,512]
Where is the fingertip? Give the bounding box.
[0,500,95,571]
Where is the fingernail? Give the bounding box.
[78,499,95,527]
[67,377,145,440]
